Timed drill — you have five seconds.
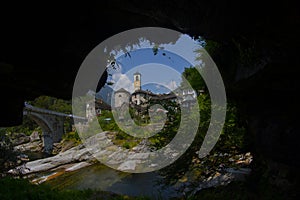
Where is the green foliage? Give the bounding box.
[181,66,246,151]
[0,177,93,200]
[32,96,73,133]
[62,131,81,144]
[122,141,138,149]
[194,93,246,152]
[79,110,140,149]
[115,133,140,149]
[159,66,247,184]
[0,177,155,200]
[0,95,74,170]
[232,39,262,69]
[3,95,72,137]
[218,104,246,151]
[72,95,93,117]
[203,39,221,56]
[181,67,206,94]
[4,117,40,136]
[114,135,140,150]
[145,99,181,149]
[152,44,159,55]
[0,129,16,173]
[97,110,120,132]
[30,96,72,114]
[122,142,130,149]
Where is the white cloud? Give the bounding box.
[161,34,201,66]
[165,80,178,91]
[112,72,134,93]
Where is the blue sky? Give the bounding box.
[105,34,202,94]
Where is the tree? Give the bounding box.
[181,67,206,95]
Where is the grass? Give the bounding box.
[0,177,92,200]
[0,177,153,200]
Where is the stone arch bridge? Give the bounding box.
[23,103,87,154]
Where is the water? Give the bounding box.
[45,163,181,199]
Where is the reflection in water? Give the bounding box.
[46,163,181,199]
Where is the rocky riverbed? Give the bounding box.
[9,131,157,175]
[12,131,42,152]
[8,131,253,196]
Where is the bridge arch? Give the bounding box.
[24,112,53,134]
[23,110,64,154]
[23,103,87,154]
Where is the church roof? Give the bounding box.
[115,88,130,94]
[132,89,151,95]
[134,71,141,75]
[132,89,177,100]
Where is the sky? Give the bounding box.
[104,34,203,94]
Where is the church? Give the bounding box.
[113,72,178,108]
[113,71,197,109]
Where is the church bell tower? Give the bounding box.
[134,72,141,91]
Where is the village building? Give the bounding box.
[113,71,197,109]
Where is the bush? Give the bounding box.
[122,142,130,149]
[62,131,81,144]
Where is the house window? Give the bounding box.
[119,94,122,97]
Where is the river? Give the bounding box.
[36,163,182,199]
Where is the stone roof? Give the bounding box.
[132,89,177,100]
[115,88,130,94]
[132,89,152,95]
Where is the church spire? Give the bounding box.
[134,71,141,91]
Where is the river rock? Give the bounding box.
[14,141,42,152]
[9,131,156,175]
[30,131,40,142]
[9,132,112,175]
[9,143,93,174]
[117,160,137,171]
[11,133,30,146]
[65,162,91,172]
[128,152,150,160]
[60,140,77,152]
[190,167,252,196]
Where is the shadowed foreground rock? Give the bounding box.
[1,1,299,196]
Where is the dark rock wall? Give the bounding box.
[1,0,299,187]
